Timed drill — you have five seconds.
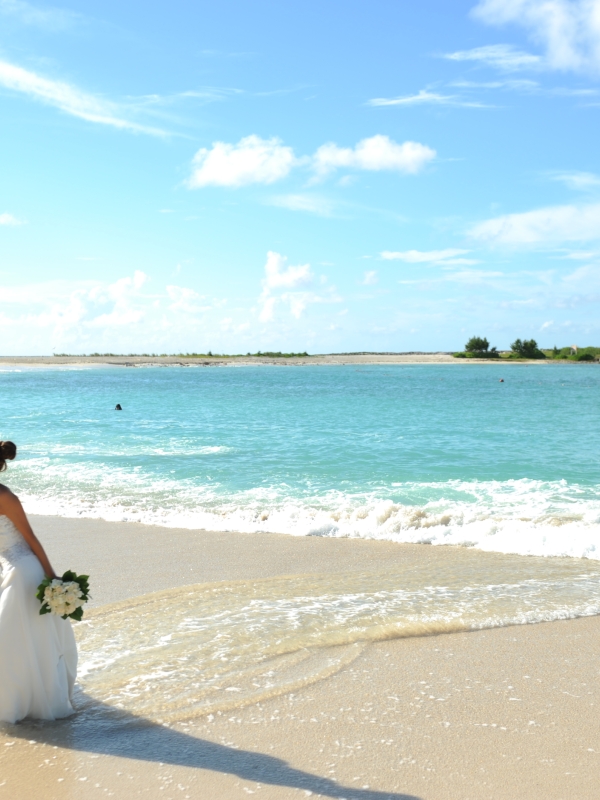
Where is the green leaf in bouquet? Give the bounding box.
[76,575,91,601]
[35,577,50,603]
[36,577,52,615]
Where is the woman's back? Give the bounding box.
[0,509,33,564]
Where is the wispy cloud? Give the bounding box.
[0,212,24,226]
[0,0,80,30]
[361,270,378,285]
[442,268,505,283]
[137,87,243,109]
[165,284,208,315]
[0,58,167,135]
[368,89,489,108]
[559,249,600,260]
[450,78,598,99]
[451,78,539,91]
[550,171,600,191]
[444,43,541,71]
[469,203,600,245]
[268,194,335,216]
[381,248,477,264]
[472,0,600,74]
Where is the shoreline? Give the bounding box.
[2,516,600,798]
[0,353,564,367]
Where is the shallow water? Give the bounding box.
[75,553,600,721]
[2,363,600,558]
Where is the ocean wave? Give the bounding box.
[16,443,232,457]
[11,460,600,559]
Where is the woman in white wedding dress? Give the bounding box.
[0,441,77,723]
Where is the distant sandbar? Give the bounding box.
[0,352,554,367]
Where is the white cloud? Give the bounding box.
[313,135,435,177]
[83,270,149,328]
[262,250,313,291]
[0,271,221,353]
[469,202,600,245]
[188,135,296,188]
[381,248,472,263]
[362,270,378,285]
[268,194,334,216]
[0,212,24,226]
[0,58,165,134]
[444,43,542,70]
[166,285,208,314]
[188,134,436,188]
[551,171,600,190]
[258,251,341,322]
[259,296,277,322]
[472,0,600,74]
[368,89,489,107]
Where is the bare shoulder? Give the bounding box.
[0,485,19,511]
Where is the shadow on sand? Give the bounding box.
[5,693,422,800]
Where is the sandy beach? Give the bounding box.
[1,517,599,800]
[0,353,550,367]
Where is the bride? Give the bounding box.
[0,440,77,723]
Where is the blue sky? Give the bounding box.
[1,0,600,354]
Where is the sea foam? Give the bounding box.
[16,465,600,560]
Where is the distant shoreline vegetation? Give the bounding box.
[53,351,310,359]
[454,338,600,361]
[50,346,600,362]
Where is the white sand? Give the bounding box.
[0,353,548,367]
[1,517,599,799]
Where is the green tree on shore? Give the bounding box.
[463,337,498,357]
[510,338,545,359]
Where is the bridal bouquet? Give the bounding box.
[36,571,90,622]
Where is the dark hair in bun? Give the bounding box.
[0,441,16,472]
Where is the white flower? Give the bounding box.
[39,575,87,618]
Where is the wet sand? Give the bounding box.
[1,517,599,799]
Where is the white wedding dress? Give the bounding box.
[0,514,77,723]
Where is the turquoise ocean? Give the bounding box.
[3,362,600,718]
[2,362,599,558]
